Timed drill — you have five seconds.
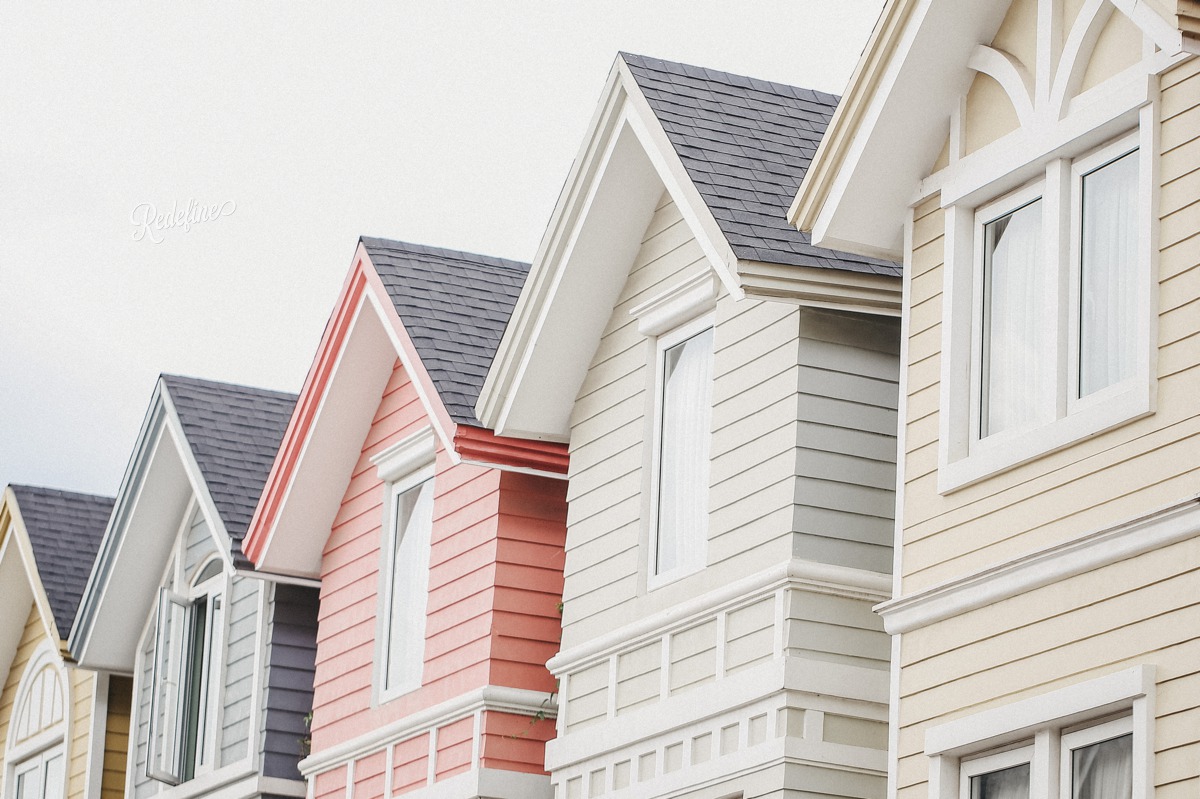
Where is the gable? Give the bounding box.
[791,0,1190,258]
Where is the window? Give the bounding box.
[926,666,1153,799]
[940,122,1155,492]
[651,324,714,583]
[147,558,224,785]
[370,426,436,703]
[629,271,718,591]
[5,644,67,799]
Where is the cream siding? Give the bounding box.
[0,605,44,788]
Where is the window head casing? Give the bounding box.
[370,426,436,703]
[940,110,1157,492]
[630,271,717,591]
[6,642,69,799]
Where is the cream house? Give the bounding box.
[478,54,904,799]
[791,4,1200,799]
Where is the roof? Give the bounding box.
[361,237,531,425]
[161,375,297,567]
[9,485,114,637]
[620,53,901,277]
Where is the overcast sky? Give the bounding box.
[0,2,884,498]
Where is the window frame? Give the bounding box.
[959,743,1033,799]
[938,111,1157,494]
[370,426,437,705]
[645,315,715,591]
[4,642,69,799]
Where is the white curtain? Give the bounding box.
[1072,734,1133,799]
[1080,152,1138,397]
[983,200,1045,437]
[971,763,1030,799]
[656,328,714,576]
[387,478,435,691]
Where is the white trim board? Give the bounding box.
[877,496,1200,634]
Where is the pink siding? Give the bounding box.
[480,711,555,775]
[314,766,348,799]
[309,357,570,791]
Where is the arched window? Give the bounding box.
[6,642,68,799]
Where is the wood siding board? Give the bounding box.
[262,583,318,780]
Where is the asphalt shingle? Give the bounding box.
[10,484,114,637]
[360,238,531,426]
[161,375,297,567]
[621,53,901,277]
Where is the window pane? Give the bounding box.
[970,763,1030,799]
[1080,151,1138,397]
[386,478,435,692]
[41,753,64,799]
[1072,734,1132,799]
[656,328,713,576]
[982,200,1045,437]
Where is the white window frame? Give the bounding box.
[926,666,1154,799]
[938,107,1158,493]
[370,426,436,704]
[5,642,69,799]
[629,271,718,593]
[146,554,226,785]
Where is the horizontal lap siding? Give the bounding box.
[262,583,319,779]
[793,309,900,575]
[101,676,132,799]
[67,668,93,799]
[562,191,803,651]
[132,624,155,798]
[0,605,43,780]
[895,61,1200,799]
[312,359,504,753]
[480,711,554,774]
[220,574,259,767]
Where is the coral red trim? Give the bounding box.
[452,426,569,475]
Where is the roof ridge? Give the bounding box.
[360,236,531,274]
[8,483,114,503]
[618,51,842,107]
[160,373,298,402]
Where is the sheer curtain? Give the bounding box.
[971,764,1030,799]
[1080,152,1138,397]
[656,327,714,576]
[983,200,1045,437]
[1072,735,1133,799]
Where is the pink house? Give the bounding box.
[243,238,569,799]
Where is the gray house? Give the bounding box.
[69,375,317,799]
[477,55,902,799]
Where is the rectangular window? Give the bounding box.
[652,326,713,582]
[382,476,434,698]
[13,750,64,799]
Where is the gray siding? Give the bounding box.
[260,583,318,780]
[133,630,156,799]
[184,509,215,578]
[793,309,900,574]
[219,574,260,766]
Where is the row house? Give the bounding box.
[792,4,1200,799]
[0,486,117,799]
[69,375,317,799]
[476,54,906,799]
[240,239,570,799]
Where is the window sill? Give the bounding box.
[938,383,1153,494]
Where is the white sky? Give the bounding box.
[0,2,884,497]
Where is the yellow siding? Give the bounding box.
[895,57,1200,799]
[66,668,93,799]
[101,677,132,799]
[0,604,47,780]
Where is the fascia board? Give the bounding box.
[159,380,238,572]
[250,243,459,578]
[476,62,630,434]
[69,384,169,665]
[736,259,902,316]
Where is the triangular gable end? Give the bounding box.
[791,0,1192,258]
[477,54,902,442]
[0,491,60,691]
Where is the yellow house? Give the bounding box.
[791,3,1200,799]
[0,485,128,799]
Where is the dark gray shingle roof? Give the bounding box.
[161,375,297,567]
[9,485,114,637]
[360,237,531,426]
[621,53,901,277]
